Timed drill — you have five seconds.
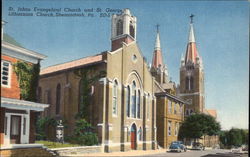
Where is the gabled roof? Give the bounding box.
[155,91,187,104]
[205,109,217,118]
[3,33,23,48]
[40,54,105,75]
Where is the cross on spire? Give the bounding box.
[156,24,160,33]
[190,14,194,23]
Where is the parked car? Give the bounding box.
[169,141,186,152]
[192,142,205,150]
[171,141,187,151]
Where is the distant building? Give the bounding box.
[39,9,157,152]
[1,21,49,147]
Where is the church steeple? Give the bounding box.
[184,14,200,65]
[179,15,205,114]
[152,24,163,69]
[111,9,137,51]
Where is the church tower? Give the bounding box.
[151,25,169,85]
[111,9,137,51]
[179,15,205,115]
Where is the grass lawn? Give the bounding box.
[36,140,80,148]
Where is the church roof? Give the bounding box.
[205,109,217,118]
[40,54,105,75]
[3,33,23,48]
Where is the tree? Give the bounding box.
[178,113,221,141]
[219,128,248,148]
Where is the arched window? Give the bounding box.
[175,122,178,136]
[126,86,130,117]
[185,77,189,90]
[168,100,172,114]
[116,20,123,36]
[78,79,84,111]
[112,80,118,115]
[190,77,194,90]
[132,81,136,118]
[179,104,182,115]
[56,84,61,115]
[37,86,42,103]
[174,102,177,114]
[130,21,135,38]
[137,90,140,118]
[190,109,193,115]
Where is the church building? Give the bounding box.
[39,9,157,152]
[178,15,219,147]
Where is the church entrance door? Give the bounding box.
[131,123,137,150]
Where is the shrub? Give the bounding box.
[36,117,57,140]
[72,118,98,146]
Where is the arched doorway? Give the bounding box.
[131,123,137,150]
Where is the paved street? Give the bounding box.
[144,149,248,157]
[65,149,248,157]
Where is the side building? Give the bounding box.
[39,9,157,152]
[0,21,49,147]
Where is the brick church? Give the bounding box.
[178,15,219,147]
[38,9,218,152]
[39,9,158,152]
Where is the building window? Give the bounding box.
[168,121,172,136]
[137,90,140,118]
[190,109,193,115]
[1,60,11,87]
[4,116,7,135]
[147,94,150,119]
[190,77,194,90]
[112,80,118,115]
[56,84,61,115]
[179,104,182,115]
[132,81,136,118]
[168,100,172,114]
[174,103,177,114]
[23,117,26,135]
[130,22,135,38]
[185,77,189,90]
[117,19,123,36]
[126,86,130,117]
[185,109,189,116]
[175,122,178,136]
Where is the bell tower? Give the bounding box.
[179,15,205,115]
[150,25,169,85]
[111,9,137,51]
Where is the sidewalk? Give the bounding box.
[64,148,168,156]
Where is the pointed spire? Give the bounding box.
[184,14,200,65]
[155,24,161,51]
[152,24,163,69]
[189,24,195,43]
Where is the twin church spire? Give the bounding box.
[182,14,203,67]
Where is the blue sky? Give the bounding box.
[2,0,249,130]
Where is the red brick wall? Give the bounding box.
[111,35,134,51]
[29,111,35,143]
[0,107,5,145]
[1,55,21,99]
